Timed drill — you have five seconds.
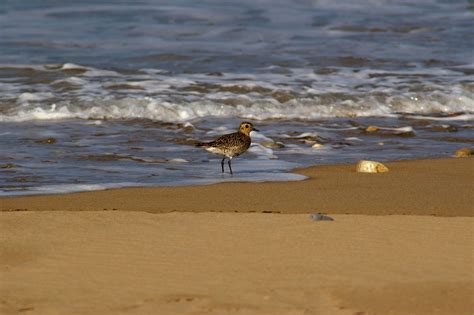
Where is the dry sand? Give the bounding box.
[2,158,473,216]
[1,212,473,315]
[1,158,473,315]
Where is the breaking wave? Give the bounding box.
[0,63,473,122]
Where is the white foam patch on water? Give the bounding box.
[0,183,146,196]
[82,69,122,77]
[250,131,274,142]
[17,92,55,104]
[248,143,277,159]
[0,172,307,196]
[169,158,189,163]
[409,114,474,121]
[51,77,87,86]
[377,126,414,133]
[344,137,363,142]
[61,63,87,70]
[7,104,75,121]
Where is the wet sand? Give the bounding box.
[2,158,473,216]
[1,158,473,315]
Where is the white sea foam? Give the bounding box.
[0,172,308,196]
[169,158,189,163]
[250,131,274,142]
[1,63,473,122]
[376,126,414,133]
[0,183,147,196]
[61,63,87,70]
[409,114,474,121]
[17,92,55,104]
[248,143,277,159]
[1,94,473,123]
[51,77,87,85]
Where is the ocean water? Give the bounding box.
[0,0,473,195]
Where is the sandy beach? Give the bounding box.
[2,2,473,314]
[1,158,473,315]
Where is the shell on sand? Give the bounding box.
[455,148,472,158]
[356,160,389,173]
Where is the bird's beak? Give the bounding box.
[252,128,259,132]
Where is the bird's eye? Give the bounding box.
[245,125,249,128]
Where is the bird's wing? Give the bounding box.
[206,134,233,147]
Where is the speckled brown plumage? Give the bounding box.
[197,121,258,174]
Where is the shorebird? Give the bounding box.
[196,122,258,174]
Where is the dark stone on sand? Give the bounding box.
[310,213,334,221]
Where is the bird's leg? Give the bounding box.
[221,157,226,173]
[228,158,233,175]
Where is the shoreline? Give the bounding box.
[1,157,473,314]
[1,157,473,216]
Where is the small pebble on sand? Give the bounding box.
[310,213,334,221]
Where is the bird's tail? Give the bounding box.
[195,142,208,147]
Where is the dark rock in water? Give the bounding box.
[207,71,224,77]
[217,84,271,94]
[430,125,458,133]
[36,137,57,144]
[177,123,194,134]
[365,125,379,132]
[0,163,17,169]
[44,64,63,70]
[260,141,285,149]
[310,213,334,221]
[288,133,328,144]
[314,67,338,75]
[183,126,194,133]
[77,154,126,162]
[272,91,295,103]
[62,68,87,75]
[362,126,415,137]
[105,84,145,91]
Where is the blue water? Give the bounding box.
[2,0,473,70]
[0,0,473,195]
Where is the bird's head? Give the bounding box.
[239,121,258,136]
